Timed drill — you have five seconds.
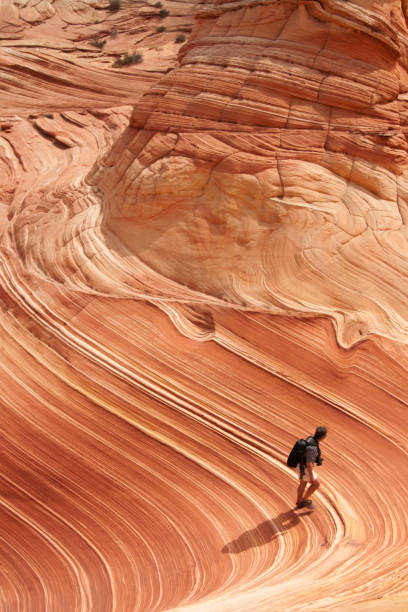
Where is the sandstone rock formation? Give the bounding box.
[87,0,408,349]
[0,1,408,611]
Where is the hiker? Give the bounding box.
[287,426,327,508]
[296,426,327,508]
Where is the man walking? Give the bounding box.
[296,426,327,508]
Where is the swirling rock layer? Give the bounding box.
[92,0,408,348]
[1,1,408,611]
[1,287,408,611]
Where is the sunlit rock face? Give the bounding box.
[88,0,408,347]
[2,2,408,612]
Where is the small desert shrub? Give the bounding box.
[159,8,169,18]
[44,113,54,119]
[108,0,120,11]
[156,25,166,33]
[154,1,162,7]
[113,52,143,67]
[175,34,186,43]
[90,38,106,49]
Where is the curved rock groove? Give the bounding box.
[0,1,408,611]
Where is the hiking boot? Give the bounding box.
[297,499,313,508]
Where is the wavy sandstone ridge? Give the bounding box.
[89,0,408,348]
[0,1,408,611]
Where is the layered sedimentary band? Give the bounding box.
[0,1,408,611]
[88,0,408,348]
[1,275,408,611]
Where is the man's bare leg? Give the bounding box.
[303,479,320,501]
[297,480,307,504]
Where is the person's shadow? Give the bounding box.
[222,508,312,554]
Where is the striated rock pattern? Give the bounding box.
[0,1,408,611]
[89,0,408,348]
[0,0,198,112]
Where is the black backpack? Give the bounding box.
[287,436,319,468]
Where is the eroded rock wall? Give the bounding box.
[86,0,408,348]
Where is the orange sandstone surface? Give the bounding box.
[0,1,408,610]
